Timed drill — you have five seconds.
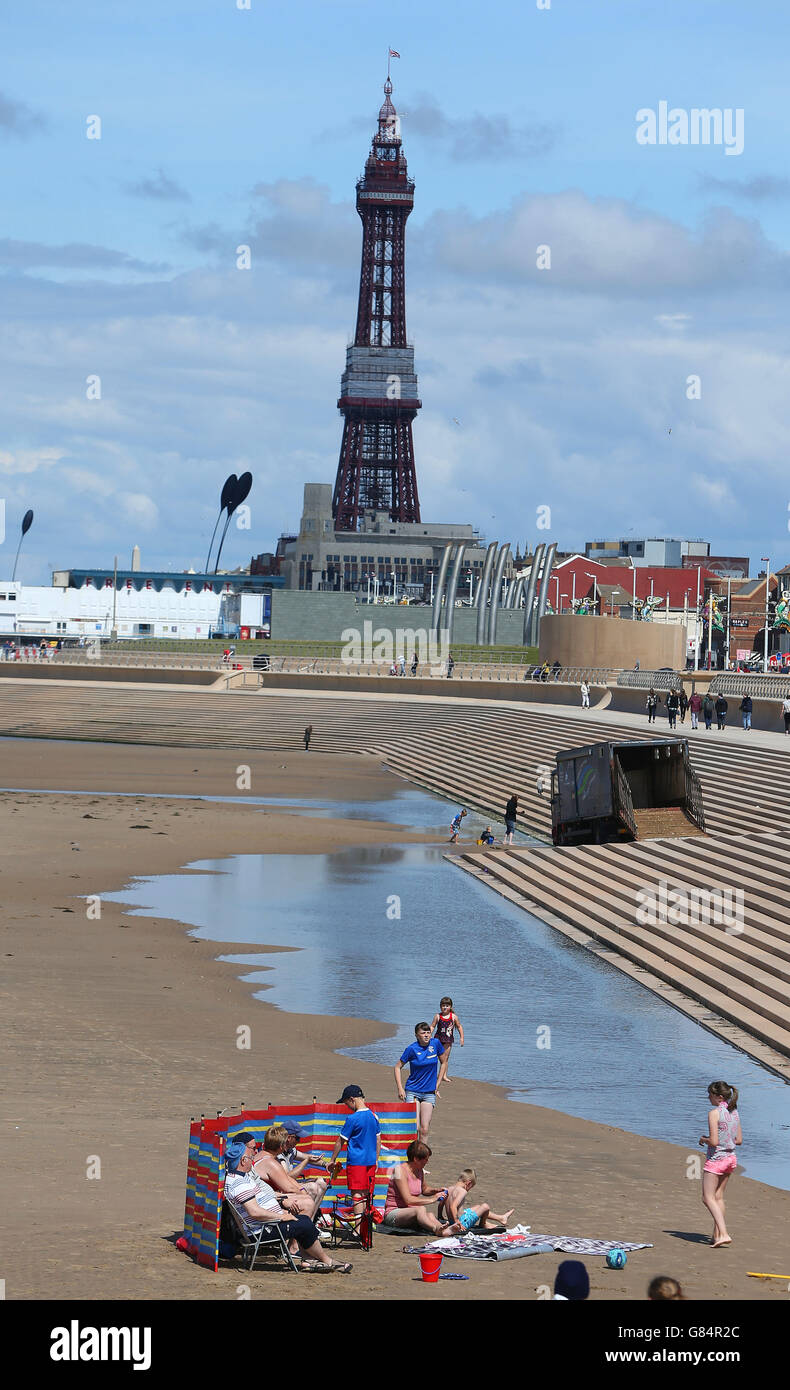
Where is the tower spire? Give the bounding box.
[331,74,421,530]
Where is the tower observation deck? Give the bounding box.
[331,76,421,530]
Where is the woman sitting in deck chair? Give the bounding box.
[252,1125,328,1220]
[224,1138,351,1274]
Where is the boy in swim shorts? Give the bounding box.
[440,1168,514,1234]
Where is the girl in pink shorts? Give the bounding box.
[698,1080,742,1247]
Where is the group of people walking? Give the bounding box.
[647,688,763,731]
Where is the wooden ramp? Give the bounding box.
[632,806,705,839]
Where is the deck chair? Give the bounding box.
[222,1199,300,1273]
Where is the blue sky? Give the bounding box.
[2,0,789,580]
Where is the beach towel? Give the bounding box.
[402,1227,652,1262]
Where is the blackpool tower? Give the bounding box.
[331,75,421,529]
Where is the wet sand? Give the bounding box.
[2,739,788,1302]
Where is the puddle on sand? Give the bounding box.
[104,804,790,1192]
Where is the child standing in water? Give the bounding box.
[698,1080,742,1247]
[431,997,464,1084]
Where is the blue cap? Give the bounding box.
[225,1138,249,1172]
[280,1118,303,1137]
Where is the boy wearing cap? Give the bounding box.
[329,1085,381,1218]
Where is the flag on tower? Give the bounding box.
[389,48,400,58]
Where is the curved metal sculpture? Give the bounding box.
[508,575,525,611]
[431,541,454,635]
[443,544,466,643]
[535,541,558,640]
[487,543,510,644]
[522,543,545,646]
[11,509,34,582]
[475,542,497,645]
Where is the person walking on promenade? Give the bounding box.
[688,691,702,730]
[782,694,790,734]
[503,793,519,844]
[447,653,455,679]
[646,689,658,724]
[702,692,714,731]
[431,996,464,1084]
[580,679,590,709]
[449,808,467,843]
[304,725,313,751]
[740,693,753,730]
[666,690,679,729]
[679,689,689,724]
[715,695,728,731]
[410,652,418,676]
[698,1080,742,1248]
[397,653,406,676]
[394,1024,445,1144]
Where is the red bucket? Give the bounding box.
[418,1251,443,1283]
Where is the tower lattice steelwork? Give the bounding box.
[331,76,421,529]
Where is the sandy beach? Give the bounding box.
[2,737,789,1303]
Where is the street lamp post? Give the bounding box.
[584,571,598,613]
[632,565,637,619]
[762,558,771,670]
[572,572,576,609]
[726,574,732,668]
[706,580,713,670]
[554,576,560,611]
[696,565,701,668]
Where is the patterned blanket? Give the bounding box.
[402,1228,653,1262]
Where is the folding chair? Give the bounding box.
[222,1199,300,1273]
[327,1174,377,1252]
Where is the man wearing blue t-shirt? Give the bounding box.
[394,1022,445,1143]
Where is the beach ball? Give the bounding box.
[606,1249,627,1269]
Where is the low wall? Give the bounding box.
[609,679,787,733]
[260,672,594,705]
[0,665,217,686]
[539,614,684,670]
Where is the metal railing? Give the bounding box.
[617,670,684,692]
[613,761,637,838]
[685,763,706,832]
[2,647,618,689]
[709,674,790,699]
